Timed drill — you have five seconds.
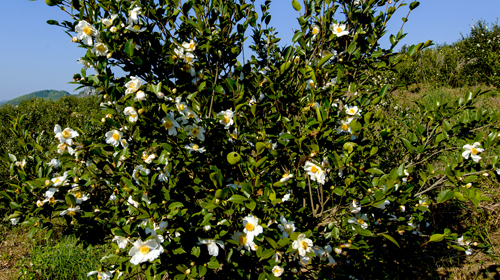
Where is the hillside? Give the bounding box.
[5,90,71,105]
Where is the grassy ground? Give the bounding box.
[1,85,499,279]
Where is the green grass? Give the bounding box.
[19,235,108,280]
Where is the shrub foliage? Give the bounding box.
[1,0,499,279]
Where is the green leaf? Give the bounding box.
[318,54,333,67]
[292,32,304,43]
[429,234,445,242]
[207,259,220,269]
[169,202,184,210]
[260,248,275,261]
[436,189,455,203]
[366,168,384,175]
[292,0,301,12]
[256,142,267,154]
[380,233,400,248]
[125,39,135,57]
[409,1,420,10]
[65,194,76,207]
[228,194,247,204]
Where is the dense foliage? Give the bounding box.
[394,20,500,88]
[1,0,499,279]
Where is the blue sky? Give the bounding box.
[1,0,499,100]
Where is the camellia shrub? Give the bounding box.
[2,0,499,279]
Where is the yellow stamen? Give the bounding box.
[140,246,150,254]
[179,104,185,111]
[341,124,349,131]
[83,26,92,36]
[357,218,364,225]
[471,148,478,155]
[310,166,318,173]
[238,234,247,245]
[62,130,71,138]
[224,116,230,124]
[336,27,343,33]
[96,44,106,52]
[113,133,120,140]
[245,223,255,231]
[68,211,76,216]
[300,240,308,250]
[164,120,173,129]
[192,144,199,150]
[133,25,141,31]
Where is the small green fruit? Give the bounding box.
[45,0,61,6]
[227,152,241,165]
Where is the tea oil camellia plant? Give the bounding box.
[2,0,500,279]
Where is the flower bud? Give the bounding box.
[172,88,177,94]
[107,53,113,59]
[185,269,191,275]
[110,26,118,33]
[71,37,78,43]
[138,109,145,114]
[190,262,195,266]
[101,118,106,123]
[45,180,51,186]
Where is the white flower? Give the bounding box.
[113,236,129,249]
[217,109,234,129]
[185,124,206,141]
[349,199,361,214]
[70,187,89,204]
[249,96,257,107]
[56,143,74,155]
[311,25,320,40]
[87,270,113,280]
[174,47,185,60]
[10,217,20,225]
[272,265,284,277]
[75,20,99,46]
[345,105,361,116]
[127,196,139,208]
[51,172,68,187]
[101,15,118,27]
[182,39,196,52]
[128,6,142,25]
[348,213,368,229]
[305,79,315,90]
[142,152,156,164]
[54,124,79,145]
[278,216,295,238]
[92,40,109,56]
[374,199,390,209]
[282,193,291,202]
[15,159,26,169]
[304,161,326,184]
[462,142,484,162]
[126,24,147,33]
[197,238,224,256]
[243,215,263,240]
[135,90,147,101]
[185,143,206,154]
[125,76,144,95]
[314,245,336,265]
[124,107,138,122]
[280,173,293,183]
[78,58,94,70]
[231,232,255,252]
[128,239,163,265]
[162,112,181,135]
[337,119,352,134]
[60,206,82,216]
[292,234,314,257]
[330,23,349,37]
[105,130,123,147]
[46,158,60,169]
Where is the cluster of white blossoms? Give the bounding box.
[54,124,80,155]
[310,22,349,40]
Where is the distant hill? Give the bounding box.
[5,90,72,105]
